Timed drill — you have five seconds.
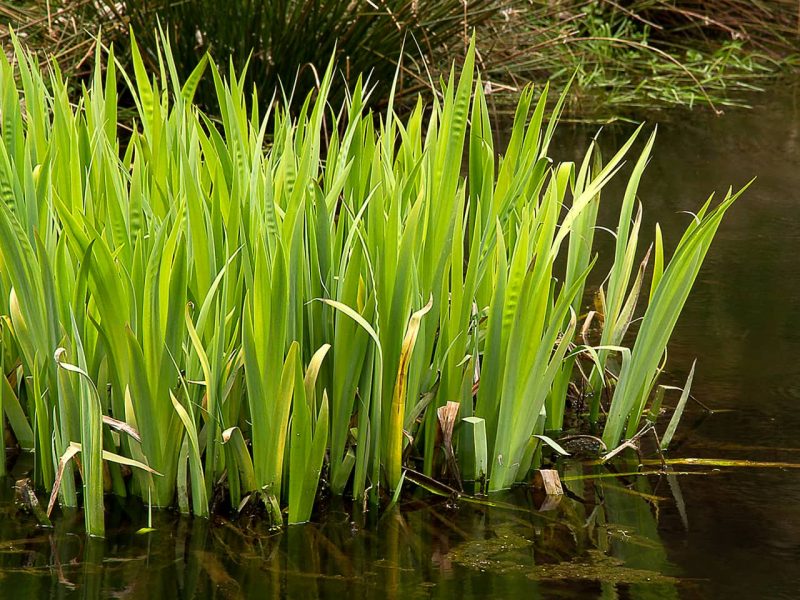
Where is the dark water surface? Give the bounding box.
[2,86,800,598]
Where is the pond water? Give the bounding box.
[1,84,799,598]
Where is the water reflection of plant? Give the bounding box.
[0,470,684,598]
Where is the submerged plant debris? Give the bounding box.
[446,522,677,586]
[527,550,677,585]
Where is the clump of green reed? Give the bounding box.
[0,33,746,536]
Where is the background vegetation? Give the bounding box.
[1,1,798,120]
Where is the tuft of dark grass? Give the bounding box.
[82,0,504,112]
